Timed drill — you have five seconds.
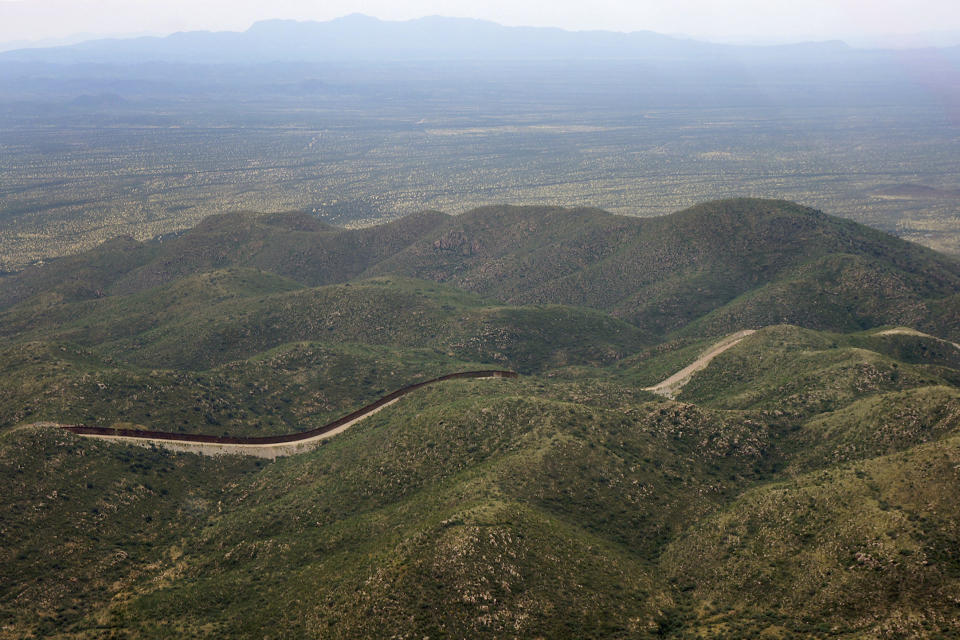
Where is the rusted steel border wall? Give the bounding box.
[61,370,517,445]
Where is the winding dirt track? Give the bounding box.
[60,370,517,459]
[643,330,756,398]
[641,325,958,400]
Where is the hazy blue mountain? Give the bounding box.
[0,14,902,66]
[0,14,948,115]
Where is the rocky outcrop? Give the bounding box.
[433,230,480,256]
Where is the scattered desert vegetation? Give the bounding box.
[0,200,958,637]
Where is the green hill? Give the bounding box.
[366,199,960,338]
[0,271,649,371]
[1,198,959,638]
[4,199,957,341]
[0,272,648,436]
[3,326,958,637]
[0,210,449,309]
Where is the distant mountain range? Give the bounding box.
[2,14,952,66]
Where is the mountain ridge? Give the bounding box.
[1,198,959,637]
[6,199,954,341]
[0,14,929,66]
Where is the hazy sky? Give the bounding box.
[1,0,959,46]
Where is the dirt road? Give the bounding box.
[56,370,517,459]
[876,327,960,350]
[643,330,756,398]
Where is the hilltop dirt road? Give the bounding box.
[643,325,958,400]
[644,330,756,398]
[877,327,960,350]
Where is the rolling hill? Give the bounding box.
[3,199,958,341]
[0,198,958,638]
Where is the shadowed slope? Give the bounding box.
[5,199,955,341]
[369,200,960,337]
